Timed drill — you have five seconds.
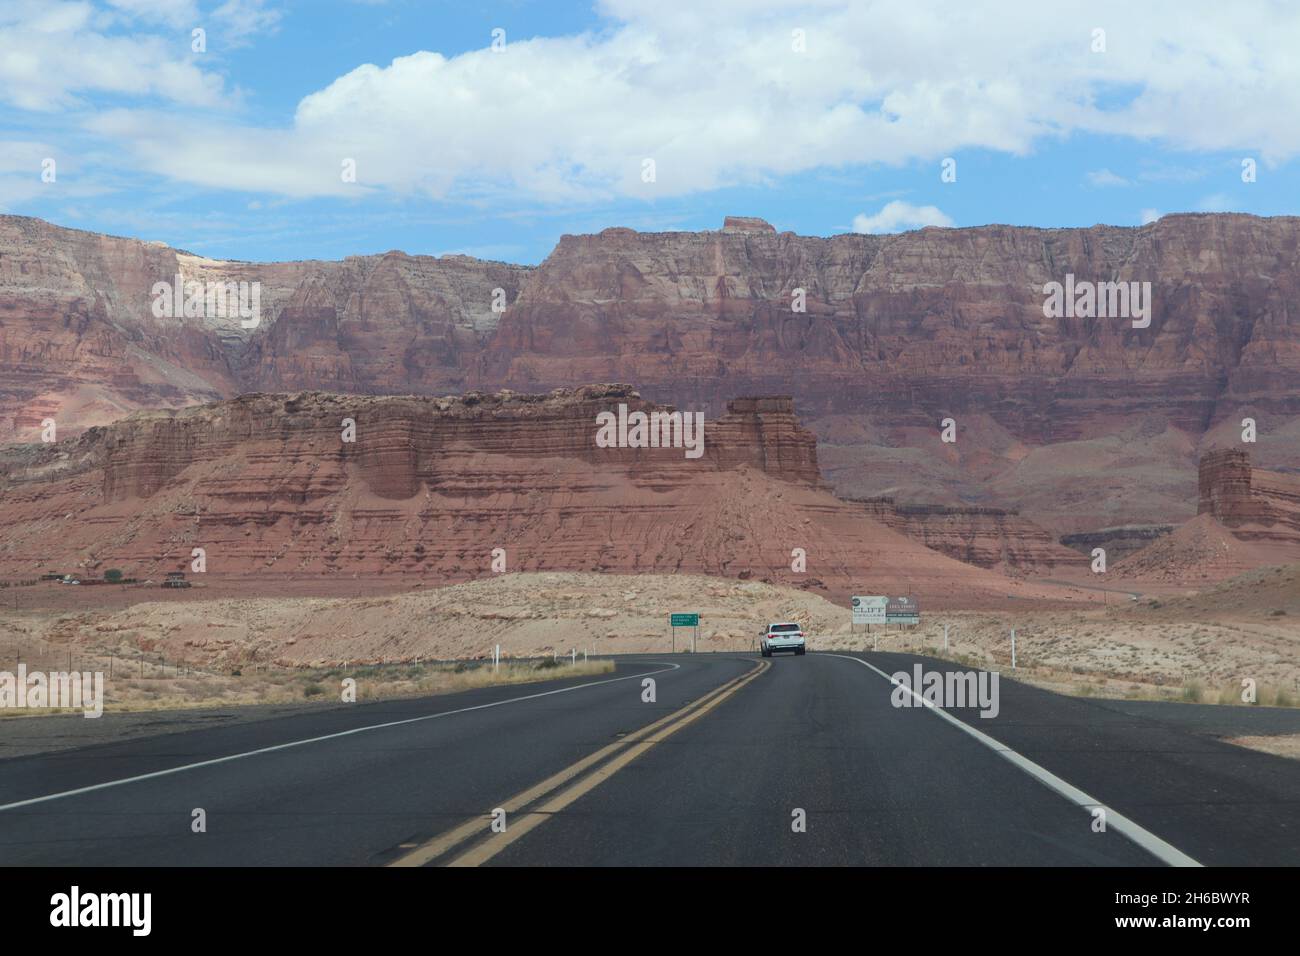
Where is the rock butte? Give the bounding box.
[1114,449,1300,582]
[0,386,1097,608]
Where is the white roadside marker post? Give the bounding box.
[944,623,949,654]
[494,644,500,672]
[571,648,576,666]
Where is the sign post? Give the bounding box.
[670,613,700,653]
[853,596,887,652]
[886,596,920,626]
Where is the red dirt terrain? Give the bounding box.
[0,385,1097,609]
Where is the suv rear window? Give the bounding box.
[769,624,801,632]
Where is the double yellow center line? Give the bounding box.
[386,657,770,867]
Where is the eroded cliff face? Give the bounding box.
[1059,525,1175,563]
[1198,449,1300,541]
[843,497,1086,571]
[480,214,1300,438]
[0,216,529,441]
[0,386,1082,606]
[4,212,1299,532]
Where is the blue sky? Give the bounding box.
[1,0,1297,264]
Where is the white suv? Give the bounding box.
[761,622,806,657]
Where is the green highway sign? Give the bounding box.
[670,613,699,627]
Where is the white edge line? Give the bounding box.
[0,661,682,813]
[823,653,1202,868]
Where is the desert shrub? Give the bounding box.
[303,683,325,698]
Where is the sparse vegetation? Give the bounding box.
[0,652,616,716]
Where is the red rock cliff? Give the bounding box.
[1198,448,1300,542]
[6,212,1300,534]
[0,386,1080,607]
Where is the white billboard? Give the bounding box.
[851,595,888,624]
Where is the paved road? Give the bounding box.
[1,652,1296,866]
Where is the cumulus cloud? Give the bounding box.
[1140,208,1161,224]
[9,0,1300,204]
[852,200,953,234]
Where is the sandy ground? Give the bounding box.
[1,568,1296,706]
[1226,734,1300,759]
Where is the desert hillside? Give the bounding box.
[2,569,1294,704]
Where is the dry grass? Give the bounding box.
[0,658,614,715]
[2,569,1296,712]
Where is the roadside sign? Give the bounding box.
[886,596,920,625]
[670,613,699,628]
[851,596,887,624]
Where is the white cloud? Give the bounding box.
[212,0,281,45]
[852,200,953,234]
[10,0,1300,205]
[0,139,58,172]
[0,0,227,110]
[1140,208,1161,225]
[1086,168,1129,187]
[104,0,200,27]
[0,139,110,209]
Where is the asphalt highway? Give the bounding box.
[1,652,1296,866]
